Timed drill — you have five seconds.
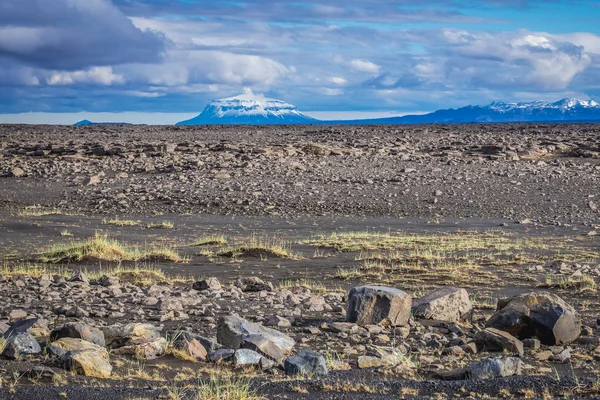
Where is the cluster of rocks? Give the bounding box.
[0,270,589,385]
[1,124,599,227]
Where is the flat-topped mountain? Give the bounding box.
[176,89,316,125]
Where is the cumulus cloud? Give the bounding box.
[438,29,592,90]
[47,67,124,86]
[350,59,381,74]
[0,0,166,70]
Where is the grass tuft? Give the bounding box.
[103,218,141,227]
[195,235,228,246]
[147,221,174,229]
[196,375,265,400]
[217,235,300,260]
[39,234,186,264]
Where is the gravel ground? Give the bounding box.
[0,123,599,227]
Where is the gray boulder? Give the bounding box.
[470,358,522,380]
[193,277,221,291]
[217,315,295,355]
[208,348,235,363]
[412,287,472,322]
[486,291,581,345]
[284,350,328,376]
[346,286,412,326]
[2,332,41,359]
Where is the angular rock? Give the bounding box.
[486,291,581,345]
[208,348,235,363]
[242,334,285,362]
[2,332,41,359]
[8,167,25,177]
[69,271,89,284]
[172,333,208,361]
[284,350,328,376]
[233,348,262,367]
[346,286,412,326]
[265,316,292,329]
[475,328,524,357]
[217,315,295,355]
[112,337,167,360]
[470,358,522,380]
[193,277,221,291]
[3,318,50,339]
[101,323,161,348]
[50,323,106,347]
[412,287,472,322]
[50,338,112,378]
[234,277,273,292]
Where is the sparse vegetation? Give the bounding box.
[60,230,73,237]
[38,234,186,264]
[195,235,228,246]
[17,207,65,217]
[147,221,174,229]
[217,236,301,260]
[196,375,265,400]
[103,218,142,227]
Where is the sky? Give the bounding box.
[1,0,600,124]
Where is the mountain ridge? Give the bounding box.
[175,94,600,125]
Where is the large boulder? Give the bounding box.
[49,338,112,378]
[412,287,472,322]
[2,332,41,359]
[217,315,295,355]
[346,286,412,326]
[474,328,524,357]
[486,291,581,345]
[101,323,161,348]
[50,323,105,347]
[284,350,328,376]
[470,358,522,380]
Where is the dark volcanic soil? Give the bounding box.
[0,123,599,227]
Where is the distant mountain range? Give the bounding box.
[74,93,600,126]
[343,98,600,124]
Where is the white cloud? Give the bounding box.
[349,59,380,74]
[47,66,124,86]
[330,76,347,85]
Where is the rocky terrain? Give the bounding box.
[0,124,599,228]
[0,123,600,399]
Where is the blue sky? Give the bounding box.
[1,0,599,123]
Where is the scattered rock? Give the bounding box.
[346,286,412,326]
[50,323,106,347]
[475,328,524,357]
[470,358,522,380]
[2,332,41,359]
[193,277,221,291]
[284,350,328,376]
[217,315,295,355]
[412,286,472,322]
[101,323,161,348]
[486,291,581,345]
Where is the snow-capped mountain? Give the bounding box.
[176,89,317,125]
[344,98,600,124]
